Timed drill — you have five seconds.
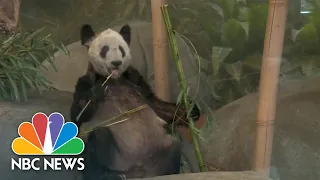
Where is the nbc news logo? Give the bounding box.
[11,112,85,171]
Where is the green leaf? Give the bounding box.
[0,81,9,99]
[238,7,249,22]
[207,2,225,20]
[23,27,45,43]
[222,19,247,48]
[205,113,214,133]
[242,53,262,70]
[239,22,249,37]
[28,52,42,67]
[211,46,232,75]
[295,23,319,53]
[291,28,302,42]
[22,74,35,88]
[20,80,28,102]
[207,78,222,100]
[7,56,18,67]
[224,61,243,83]
[176,90,184,105]
[0,27,63,102]
[59,41,70,55]
[44,51,58,72]
[5,72,19,101]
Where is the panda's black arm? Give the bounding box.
[123,66,200,126]
[70,74,105,128]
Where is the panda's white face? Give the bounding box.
[81,24,132,79]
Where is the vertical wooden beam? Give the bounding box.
[151,0,170,101]
[253,0,288,176]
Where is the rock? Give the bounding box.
[199,77,320,180]
[41,21,213,109]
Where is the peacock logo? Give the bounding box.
[11,112,84,155]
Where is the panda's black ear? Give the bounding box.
[119,24,131,45]
[80,24,95,46]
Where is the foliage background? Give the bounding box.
[3,0,318,108]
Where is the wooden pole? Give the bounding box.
[151,0,170,101]
[253,0,288,176]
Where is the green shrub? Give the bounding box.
[0,28,69,102]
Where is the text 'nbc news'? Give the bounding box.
[11,157,85,171]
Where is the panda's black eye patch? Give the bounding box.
[119,45,125,57]
[100,45,109,58]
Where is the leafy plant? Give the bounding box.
[0,28,69,102]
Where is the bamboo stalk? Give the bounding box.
[151,0,171,101]
[79,104,148,136]
[160,5,206,172]
[253,0,288,176]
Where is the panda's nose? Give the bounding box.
[111,60,122,67]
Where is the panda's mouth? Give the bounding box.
[110,68,120,77]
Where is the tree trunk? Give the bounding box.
[0,0,21,34]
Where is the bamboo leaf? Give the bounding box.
[23,27,45,43]
[28,52,41,63]
[44,51,58,72]
[59,41,70,55]
[5,72,19,101]
[0,81,9,99]
[23,74,35,88]
[20,80,28,102]
[0,27,67,102]
[7,56,18,67]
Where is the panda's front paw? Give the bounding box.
[90,84,106,103]
[98,173,126,180]
[182,98,200,122]
[175,99,200,126]
[188,101,200,122]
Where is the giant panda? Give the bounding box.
[70,24,200,180]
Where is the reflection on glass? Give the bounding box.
[301,0,312,14]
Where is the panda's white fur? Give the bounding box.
[87,29,132,79]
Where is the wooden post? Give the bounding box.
[151,0,170,101]
[253,0,288,175]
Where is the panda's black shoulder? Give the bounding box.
[121,65,154,99]
[122,66,142,84]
